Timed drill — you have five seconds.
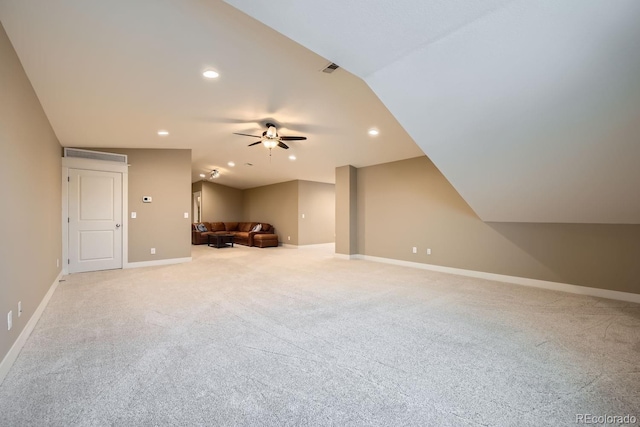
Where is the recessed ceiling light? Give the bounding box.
[203,70,219,79]
[157,130,169,136]
[288,155,296,160]
[228,161,235,167]
[368,129,379,136]
[199,173,206,178]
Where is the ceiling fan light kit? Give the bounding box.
[263,139,278,149]
[233,122,307,155]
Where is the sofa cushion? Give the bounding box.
[253,233,278,248]
[224,222,239,231]
[251,223,262,232]
[210,222,226,232]
[239,222,256,232]
[260,223,272,233]
[196,223,208,232]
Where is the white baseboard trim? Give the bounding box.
[283,243,335,249]
[334,253,357,260]
[0,271,63,385]
[125,257,191,269]
[354,254,640,304]
[299,243,335,249]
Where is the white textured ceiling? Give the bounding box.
[0,0,422,189]
[223,0,513,78]
[226,0,640,224]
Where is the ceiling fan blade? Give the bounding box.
[248,141,262,147]
[233,132,261,138]
[279,136,307,141]
[278,141,289,149]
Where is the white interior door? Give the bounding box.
[68,168,123,273]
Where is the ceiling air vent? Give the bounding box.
[64,148,127,164]
[321,62,340,73]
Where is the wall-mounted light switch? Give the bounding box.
[131,212,137,219]
[184,212,189,218]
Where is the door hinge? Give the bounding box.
[67,259,70,264]
[68,217,70,223]
[67,176,70,182]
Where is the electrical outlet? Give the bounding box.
[412,247,417,254]
[131,212,137,219]
[18,301,22,317]
[56,259,60,267]
[427,248,431,255]
[288,236,291,241]
[184,212,189,219]
[150,248,156,255]
[301,213,305,219]
[7,311,12,331]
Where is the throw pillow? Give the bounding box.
[196,223,207,232]
[251,224,262,232]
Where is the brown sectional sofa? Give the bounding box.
[192,222,278,247]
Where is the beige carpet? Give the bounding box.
[1,244,639,426]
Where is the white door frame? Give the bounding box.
[193,191,202,223]
[62,157,128,275]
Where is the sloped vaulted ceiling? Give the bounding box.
[225,0,640,224]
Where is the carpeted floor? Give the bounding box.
[1,244,639,426]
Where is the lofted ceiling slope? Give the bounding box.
[226,0,640,224]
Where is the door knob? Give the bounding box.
[116,224,121,228]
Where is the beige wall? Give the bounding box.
[298,181,335,245]
[198,181,243,222]
[192,179,334,246]
[243,181,299,245]
[356,156,640,294]
[335,165,358,255]
[0,23,62,364]
[96,149,192,263]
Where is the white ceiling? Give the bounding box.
[0,0,422,189]
[2,0,639,223]
[226,0,640,224]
